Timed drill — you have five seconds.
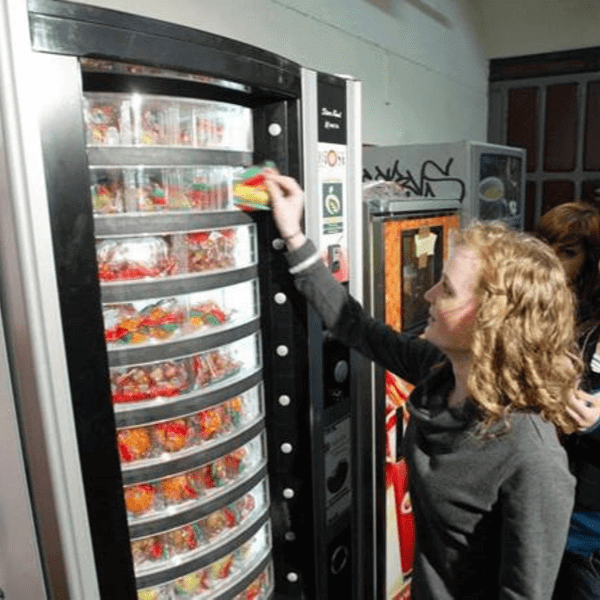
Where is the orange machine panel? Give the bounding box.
[383,214,460,332]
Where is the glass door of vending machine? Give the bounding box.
[82,64,273,600]
[362,194,461,600]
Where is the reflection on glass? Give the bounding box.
[478,153,523,220]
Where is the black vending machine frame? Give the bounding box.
[25,1,358,598]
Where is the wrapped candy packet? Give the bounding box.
[130,488,260,570]
[123,446,249,518]
[116,391,253,466]
[233,162,276,211]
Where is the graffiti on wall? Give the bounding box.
[363,157,466,202]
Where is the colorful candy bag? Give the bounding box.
[233,162,276,211]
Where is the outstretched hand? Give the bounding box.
[568,389,600,432]
[264,169,306,249]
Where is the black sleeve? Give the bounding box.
[288,239,445,386]
[333,295,446,384]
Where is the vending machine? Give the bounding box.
[360,185,462,599]
[363,142,527,230]
[0,1,364,599]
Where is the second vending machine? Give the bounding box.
[6,1,364,598]
[361,185,462,600]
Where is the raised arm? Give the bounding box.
[264,170,307,251]
[264,170,445,385]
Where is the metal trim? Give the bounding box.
[94,211,254,237]
[365,198,461,215]
[345,76,363,301]
[0,7,100,597]
[100,265,259,303]
[0,249,47,596]
[300,68,320,242]
[87,147,254,168]
[367,216,387,600]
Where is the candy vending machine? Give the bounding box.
[0,1,363,599]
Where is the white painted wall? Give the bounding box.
[71,0,489,146]
[463,0,600,59]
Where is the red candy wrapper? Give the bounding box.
[97,237,179,281]
[111,360,189,405]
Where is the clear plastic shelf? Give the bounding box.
[80,58,252,94]
[83,92,253,152]
[103,279,259,349]
[131,478,269,575]
[232,562,273,600]
[124,432,266,524]
[117,383,263,468]
[136,520,271,599]
[96,224,256,283]
[110,332,261,408]
[90,166,236,215]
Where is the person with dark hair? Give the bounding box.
[266,170,580,600]
[536,201,600,324]
[536,201,600,600]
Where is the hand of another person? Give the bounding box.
[264,170,306,249]
[567,390,600,431]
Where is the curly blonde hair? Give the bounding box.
[455,221,581,436]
